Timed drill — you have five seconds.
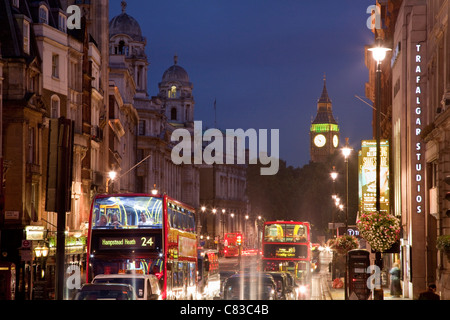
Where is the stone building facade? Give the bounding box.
[366,0,450,299]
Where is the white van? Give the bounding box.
[92,273,161,300]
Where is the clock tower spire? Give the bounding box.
[310,76,340,163]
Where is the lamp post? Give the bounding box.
[330,167,338,237]
[342,140,352,229]
[201,206,206,239]
[256,215,262,262]
[222,209,226,239]
[368,40,391,300]
[245,214,249,247]
[341,138,352,300]
[368,42,391,214]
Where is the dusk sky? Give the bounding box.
[109,0,376,167]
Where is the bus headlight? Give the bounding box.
[299,285,307,295]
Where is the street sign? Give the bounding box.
[328,222,345,230]
[21,240,31,248]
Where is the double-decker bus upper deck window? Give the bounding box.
[168,204,196,232]
[92,196,163,229]
[264,223,308,243]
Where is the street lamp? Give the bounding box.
[106,170,116,193]
[341,138,352,300]
[34,244,49,280]
[151,184,158,195]
[368,40,391,301]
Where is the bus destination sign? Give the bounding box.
[99,236,156,250]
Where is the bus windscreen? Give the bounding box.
[92,196,163,229]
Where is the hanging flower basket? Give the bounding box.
[330,235,359,255]
[436,235,450,262]
[356,211,401,253]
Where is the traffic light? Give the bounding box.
[445,175,450,217]
[237,235,242,246]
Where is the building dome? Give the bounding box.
[109,2,144,41]
[161,55,190,83]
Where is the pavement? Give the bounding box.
[328,283,412,300]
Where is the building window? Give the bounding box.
[138,120,146,135]
[118,40,129,56]
[51,95,60,118]
[39,5,48,24]
[137,67,141,88]
[52,54,59,78]
[12,0,19,8]
[168,85,178,99]
[58,13,67,33]
[171,107,177,121]
[28,127,35,164]
[23,20,30,54]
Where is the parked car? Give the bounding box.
[72,283,137,300]
[222,272,277,300]
[92,273,161,300]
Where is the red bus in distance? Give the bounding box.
[223,232,243,258]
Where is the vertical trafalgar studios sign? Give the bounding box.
[413,43,425,214]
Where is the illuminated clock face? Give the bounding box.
[314,134,326,147]
[333,135,339,148]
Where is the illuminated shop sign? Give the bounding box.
[358,140,390,214]
[413,43,425,214]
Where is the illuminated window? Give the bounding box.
[168,85,178,98]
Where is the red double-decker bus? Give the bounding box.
[86,193,198,300]
[261,221,312,299]
[223,232,242,258]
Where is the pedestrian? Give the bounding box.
[108,213,122,228]
[389,262,402,297]
[96,214,108,227]
[418,284,440,300]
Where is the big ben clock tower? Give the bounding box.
[310,76,340,163]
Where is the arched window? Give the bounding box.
[39,5,48,24]
[168,85,179,99]
[170,107,177,121]
[118,40,129,56]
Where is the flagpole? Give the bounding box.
[214,98,217,128]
